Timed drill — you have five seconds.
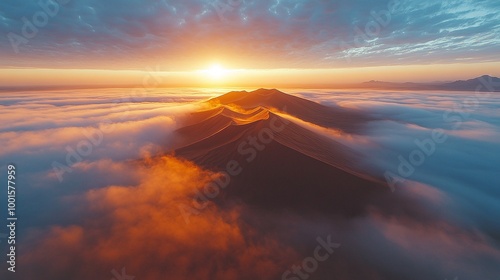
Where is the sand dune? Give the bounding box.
[171,89,390,216]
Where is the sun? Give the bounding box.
[206,64,226,80]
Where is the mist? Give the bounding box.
[1,88,499,279]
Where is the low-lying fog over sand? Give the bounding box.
[1,88,499,279]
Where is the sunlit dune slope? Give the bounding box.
[209,88,371,132]
[172,89,389,216]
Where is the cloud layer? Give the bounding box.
[1,88,500,279]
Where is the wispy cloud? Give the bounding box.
[1,0,499,68]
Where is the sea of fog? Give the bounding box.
[0,87,499,279]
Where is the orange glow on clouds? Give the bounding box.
[20,156,299,280]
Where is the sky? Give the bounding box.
[1,0,500,86]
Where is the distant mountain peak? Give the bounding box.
[479,74,493,79]
[360,75,500,92]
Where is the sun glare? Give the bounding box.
[206,64,226,80]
